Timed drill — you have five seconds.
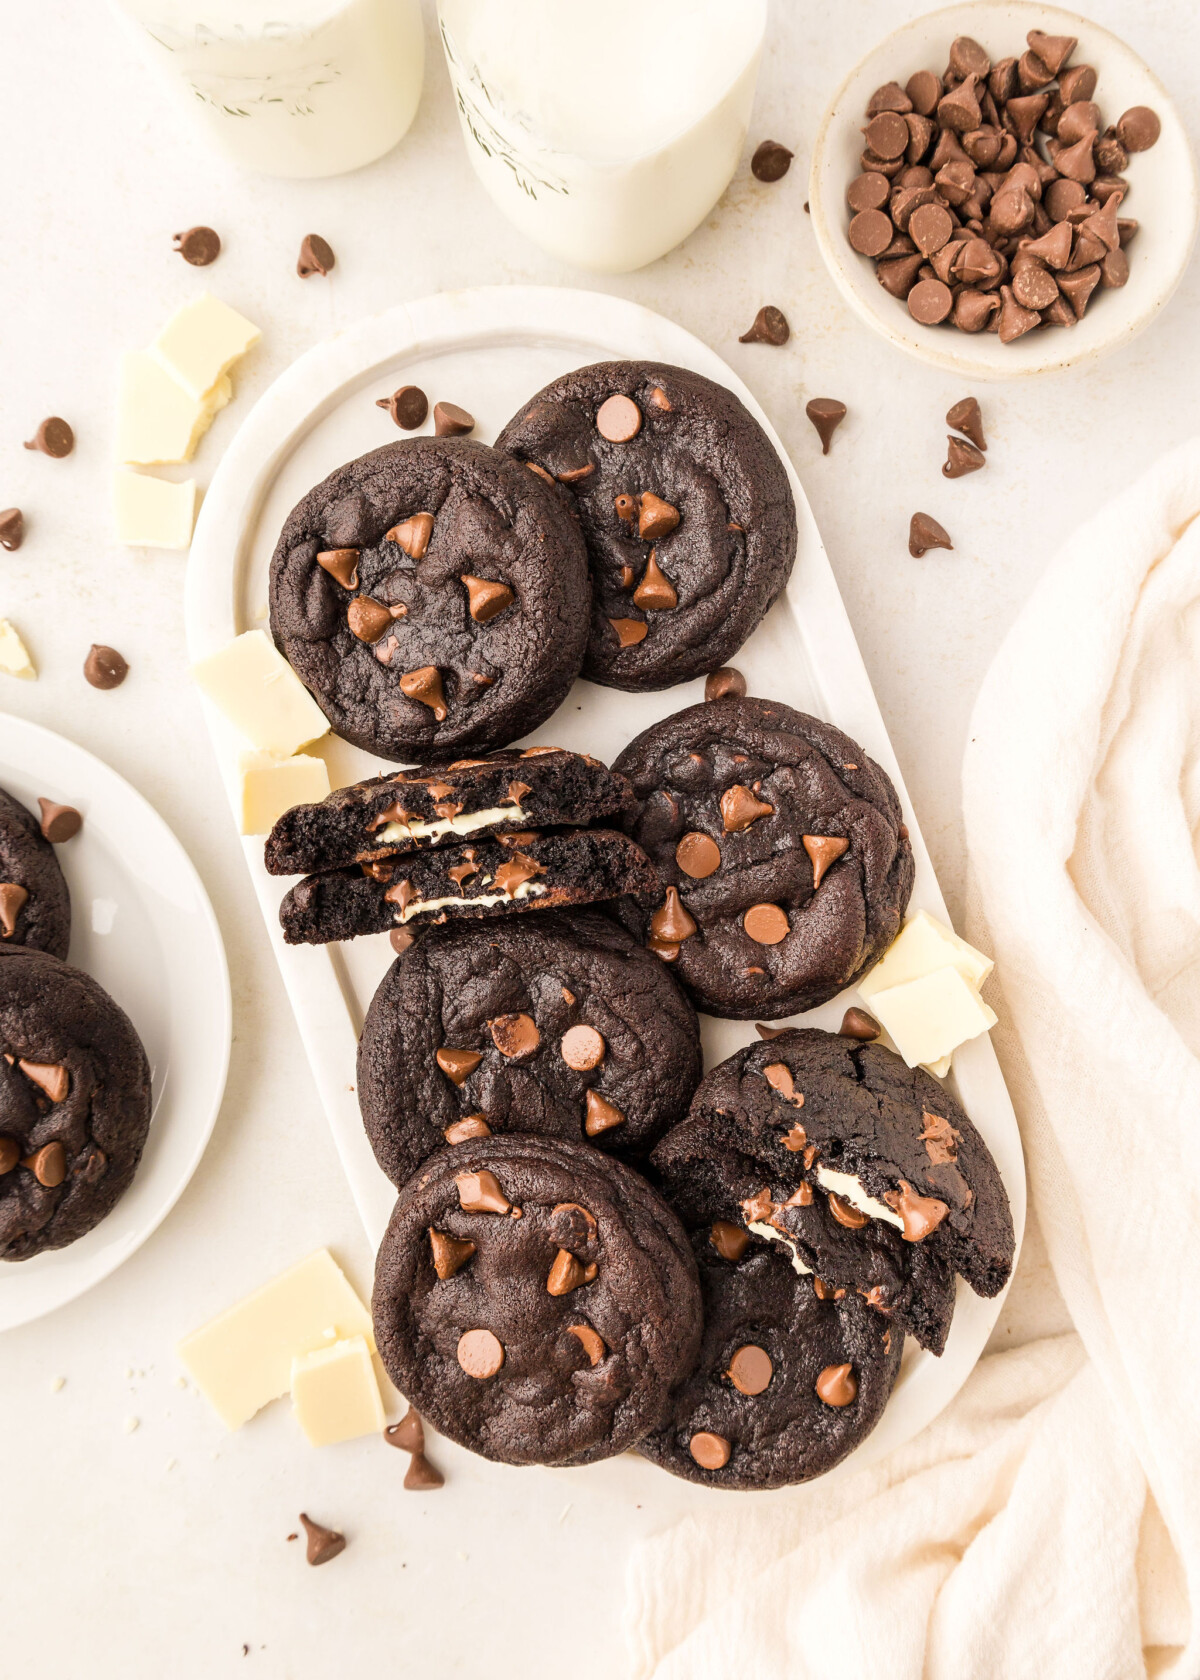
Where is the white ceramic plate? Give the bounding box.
[184,284,1025,1481]
[809,1,1199,378]
[0,717,231,1332]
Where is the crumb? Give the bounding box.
[50,1376,65,1393]
[557,1504,572,1524]
[166,1458,178,1471]
[242,1644,249,1657]
[287,1533,298,1542]
[174,1376,188,1389]
[124,1416,140,1434]
[125,1367,134,1379]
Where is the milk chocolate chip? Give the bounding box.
[751,139,793,182]
[815,1363,858,1407]
[560,1024,605,1071]
[802,834,848,888]
[675,832,721,879]
[429,1228,476,1280]
[805,398,847,455]
[37,799,82,843]
[457,1329,504,1378]
[399,666,448,720]
[704,667,746,702]
[296,234,335,277]
[25,418,74,458]
[908,512,952,557]
[456,1169,511,1215]
[0,509,23,551]
[376,385,429,429]
[299,1513,346,1565]
[489,1013,540,1059]
[84,645,128,689]
[584,1090,625,1136]
[738,305,790,345]
[689,1431,731,1469]
[596,395,642,442]
[173,226,220,266]
[710,1220,750,1262]
[434,402,475,438]
[727,1344,773,1396]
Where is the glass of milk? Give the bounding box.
[438,0,768,272]
[112,0,425,178]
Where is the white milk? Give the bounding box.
[438,0,768,271]
[113,0,424,178]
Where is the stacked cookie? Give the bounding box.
[0,788,152,1261]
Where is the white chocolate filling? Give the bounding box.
[395,879,546,924]
[816,1166,904,1231]
[746,1220,812,1276]
[378,804,527,845]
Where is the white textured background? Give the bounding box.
[1,1,1196,1674]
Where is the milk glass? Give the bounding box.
[438,0,768,271]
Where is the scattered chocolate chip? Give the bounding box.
[738,305,790,345]
[0,882,28,938]
[849,208,895,256]
[908,512,952,557]
[763,1062,801,1105]
[743,903,789,945]
[727,1344,773,1395]
[908,277,953,324]
[1117,106,1160,153]
[455,1168,511,1215]
[560,1024,605,1071]
[488,1012,539,1059]
[804,398,847,455]
[299,1514,346,1565]
[84,644,128,689]
[919,1110,962,1165]
[566,1323,606,1365]
[459,574,515,624]
[839,1007,881,1041]
[720,783,774,832]
[387,512,435,559]
[868,81,913,117]
[433,402,474,438]
[547,1248,598,1296]
[650,885,697,943]
[710,1220,750,1261]
[609,616,647,648]
[398,666,448,720]
[847,172,891,213]
[675,831,721,879]
[385,1408,426,1453]
[637,492,680,541]
[754,1022,787,1040]
[0,508,25,551]
[25,418,74,458]
[429,1227,477,1279]
[815,1363,858,1407]
[596,394,642,442]
[946,396,986,451]
[705,666,746,702]
[584,1089,625,1136]
[883,1178,950,1241]
[37,799,82,843]
[456,1328,505,1378]
[802,834,849,889]
[435,1047,482,1085]
[632,552,677,611]
[404,1451,444,1490]
[316,547,359,589]
[173,226,220,266]
[21,1140,66,1187]
[827,1191,868,1229]
[943,436,986,478]
[296,234,335,277]
[444,1115,491,1145]
[751,139,794,182]
[376,385,428,429]
[389,927,414,955]
[689,1431,730,1469]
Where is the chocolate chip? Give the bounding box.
[906,70,942,117]
[848,209,894,256]
[386,512,435,559]
[754,1022,787,1040]
[488,1012,539,1059]
[946,396,986,451]
[0,1137,18,1175]
[737,305,790,345]
[22,1141,66,1187]
[444,1115,491,1145]
[547,1248,598,1296]
[584,1089,625,1136]
[908,512,952,557]
[455,1168,511,1215]
[865,111,910,161]
[943,436,986,478]
[675,832,721,879]
[566,1323,606,1366]
[457,1328,504,1378]
[173,226,220,266]
[802,834,848,888]
[743,903,789,945]
[459,574,515,623]
[720,784,774,832]
[84,644,128,689]
[763,1062,801,1104]
[650,886,697,945]
[596,395,642,442]
[389,927,414,955]
[609,617,647,648]
[815,1363,858,1407]
[1117,106,1160,152]
[398,666,448,720]
[704,666,746,702]
[404,1451,444,1490]
[316,547,359,589]
[434,402,475,438]
[299,1514,346,1565]
[727,1344,773,1395]
[907,277,953,324]
[868,82,913,116]
[560,1024,605,1071]
[805,398,847,455]
[429,1227,477,1279]
[637,492,680,541]
[689,1431,730,1469]
[632,552,677,611]
[1101,246,1130,289]
[847,173,890,213]
[376,385,428,429]
[37,799,82,843]
[347,597,394,643]
[751,139,793,182]
[710,1220,750,1261]
[435,1047,481,1085]
[297,234,335,277]
[0,508,23,551]
[840,1007,881,1040]
[0,883,28,938]
[25,418,73,458]
[827,1191,869,1230]
[883,1178,950,1241]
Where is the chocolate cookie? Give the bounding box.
[0,947,152,1260]
[279,828,657,946]
[0,788,71,959]
[265,747,632,876]
[268,437,590,760]
[495,362,796,691]
[372,1134,702,1466]
[640,1115,903,1487]
[664,1028,1013,1354]
[358,909,702,1185]
[613,696,914,1019]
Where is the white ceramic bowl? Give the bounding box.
[809,1,1198,378]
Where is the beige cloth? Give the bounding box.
[625,442,1200,1678]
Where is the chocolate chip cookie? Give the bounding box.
[0,788,71,959]
[359,909,701,1185]
[613,696,914,1019]
[269,438,590,760]
[265,747,632,876]
[372,1134,703,1466]
[279,828,657,946]
[495,362,796,691]
[640,1115,904,1487]
[0,947,152,1260]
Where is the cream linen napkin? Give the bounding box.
[625,440,1200,1679]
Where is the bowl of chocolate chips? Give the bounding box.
[809,2,1197,376]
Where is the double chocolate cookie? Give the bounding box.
[0,947,153,1260]
[265,747,632,876]
[614,696,914,1019]
[269,438,590,760]
[279,828,657,946]
[640,1115,904,1487]
[0,788,71,959]
[372,1134,702,1466]
[358,909,701,1185]
[496,362,797,691]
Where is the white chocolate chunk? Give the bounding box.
[396,880,546,923]
[378,805,527,844]
[151,293,261,402]
[192,630,329,756]
[178,1249,374,1431]
[239,750,330,835]
[860,908,994,999]
[923,1053,953,1079]
[0,619,36,680]
[117,351,231,465]
[746,1219,812,1275]
[816,1166,904,1230]
[864,966,998,1070]
[290,1335,385,1447]
[113,470,197,549]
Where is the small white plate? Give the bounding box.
[809,1,1199,378]
[0,716,231,1332]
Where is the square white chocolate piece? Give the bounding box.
[290,1335,385,1447]
[151,293,261,402]
[865,966,998,1070]
[923,1053,954,1079]
[0,619,36,680]
[113,470,197,549]
[859,908,994,1000]
[117,350,231,465]
[192,630,329,756]
[239,750,330,835]
[178,1249,375,1431]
